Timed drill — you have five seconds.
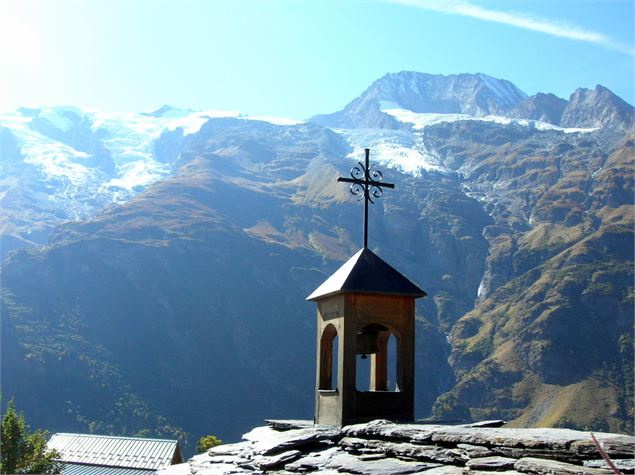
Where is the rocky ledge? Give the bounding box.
[159,419,635,474]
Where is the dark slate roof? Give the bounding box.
[158,419,635,475]
[307,248,426,301]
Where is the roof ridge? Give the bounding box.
[51,433,178,443]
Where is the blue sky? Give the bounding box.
[1,0,633,119]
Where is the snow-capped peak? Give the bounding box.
[373,71,528,116]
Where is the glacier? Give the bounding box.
[1,107,305,207]
[380,107,598,134]
[337,128,448,175]
[0,99,602,229]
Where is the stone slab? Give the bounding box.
[571,435,635,458]
[514,456,613,474]
[326,451,442,474]
[284,446,340,472]
[461,420,507,428]
[342,419,437,443]
[340,436,464,464]
[465,472,523,475]
[205,455,244,465]
[250,450,301,470]
[194,463,249,474]
[457,443,495,458]
[466,455,517,470]
[208,441,254,456]
[265,449,303,468]
[156,462,191,475]
[429,427,585,451]
[584,458,635,473]
[491,446,581,464]
[265,419,315,431]
[343,419,635,457]
[242,425,338,455]
[416,466,464,474]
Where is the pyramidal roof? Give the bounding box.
[307,248,426,301]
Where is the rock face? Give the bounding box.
[159,419,635,474]
[560,85,635,131]
[509,92,568,125]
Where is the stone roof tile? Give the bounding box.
[158,419,634,475]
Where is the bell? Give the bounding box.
[356,329,379,358]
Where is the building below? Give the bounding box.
[47,433,183,475]
[159,419,634,474]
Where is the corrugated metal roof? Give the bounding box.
[307,247,427,301]
[61,463,155,475]
[48,433,180,470]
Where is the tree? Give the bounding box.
[1,399,61,474]
[196,435,222,453]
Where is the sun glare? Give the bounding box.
[0,9,41,69]
[0,3,48,110]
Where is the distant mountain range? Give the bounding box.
[311,72,633,131]
[1,71,633,448]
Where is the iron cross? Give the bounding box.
[338,148,395,249]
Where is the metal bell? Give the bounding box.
[356,329,379,358]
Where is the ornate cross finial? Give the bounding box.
[338,148,395,249]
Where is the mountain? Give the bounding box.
[1,118,465,445]
[0,106,174,259]
[310,72,635,135]
[0,106,300,260]
[425,126,634,430]
[560,85,635,131]
[509,92,568,125]
[310,72,528,128]
[1,73,633,450]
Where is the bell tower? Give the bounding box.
[306,149,426,426]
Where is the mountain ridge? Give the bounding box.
[2,73,630,260]
[309,71,634,132]
[309,71,528,128]
[1,72,633,448]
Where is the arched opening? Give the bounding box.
[319,324,338,391]
[355,324,400,392]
